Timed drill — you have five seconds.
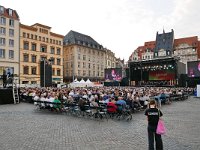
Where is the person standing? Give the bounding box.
[145,100,163,150]
[2,70,7,88]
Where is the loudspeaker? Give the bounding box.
[179,74,188,87]
[40,60,52,87]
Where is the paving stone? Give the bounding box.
[0,97,200,150]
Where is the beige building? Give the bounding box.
[20,23,64,85]
[0,5,20,84]
[104,49,116,69]
[63,30,107,82]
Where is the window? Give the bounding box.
[51,57,55,65]
[9,29,14,37]
[52,68,55,76]
[9,9,13,16]
[23,32,26,38]
[23,42,29,50]
[9,19,14,27]
[88,63,90,68]
[23,66,29,74]
[57,48,61,55]
[93,64,95,69]
[0,6,4,14]
[9,39,14,47]
[9,50,14,59]
[78,70,81,75]
[22,81,29,84]
[31,43,36,51]
[0,17,6,25]
[88,70,91,76]
[27,33,29,38]
[31,34,33,39]
[0,27,6,35]
[0,38,6,45]
[83,62,86,68]
[23,54,29,62]
[32,55,36,63]
[40,45,47,53]
[93,71,95,76]
[50,47,55,54]
[57,58,61,65]
[39,36,41,41]
[83,55,86,60]
[31,67,36,75]
[78,54,81,59]
[0,49,5,58]
[42,37,45,42]
[78,62,80,68]
[83,70,86,76]
[57,69,61,76]
[31,81,37,84]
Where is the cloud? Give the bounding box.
[1,0,200,61]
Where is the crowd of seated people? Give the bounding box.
[20,86,193,117]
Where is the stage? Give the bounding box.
[129,57,186,86]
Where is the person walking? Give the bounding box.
[145,100,163,150]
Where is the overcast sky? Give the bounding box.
[1,0,200,61]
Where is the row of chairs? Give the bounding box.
[34,100,132,121]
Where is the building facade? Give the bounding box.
[173,36,198,64]
[154,29,174,58]
[129,30,200,68]
[63,30,106,82]
[0,5,20,84]
[104,48,116,69]
[20,23,63,85]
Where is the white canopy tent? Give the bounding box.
[69,79,94,87]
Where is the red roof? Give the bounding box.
[174,36,198,47]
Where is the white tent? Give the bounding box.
[79,79,85,84]
[86,79,94,87]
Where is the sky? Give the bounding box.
[1,0,200,61]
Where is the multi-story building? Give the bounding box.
[0,5,20,84]
[129,41,155,61]
[20,23,64,85]
[104,48,116,69]
[129,30,200,67]
[173,36,198,64]
[63,30,105,82]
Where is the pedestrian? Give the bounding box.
[2,70,7,88]
[145,100,163,150]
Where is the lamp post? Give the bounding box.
[44,59,46,87]
[140,62,143,86]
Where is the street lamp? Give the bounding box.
[140,62,143,86]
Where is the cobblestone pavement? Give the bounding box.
[0,97,200,150]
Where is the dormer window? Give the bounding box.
[9,9,13,16]
[0,6,4,14]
